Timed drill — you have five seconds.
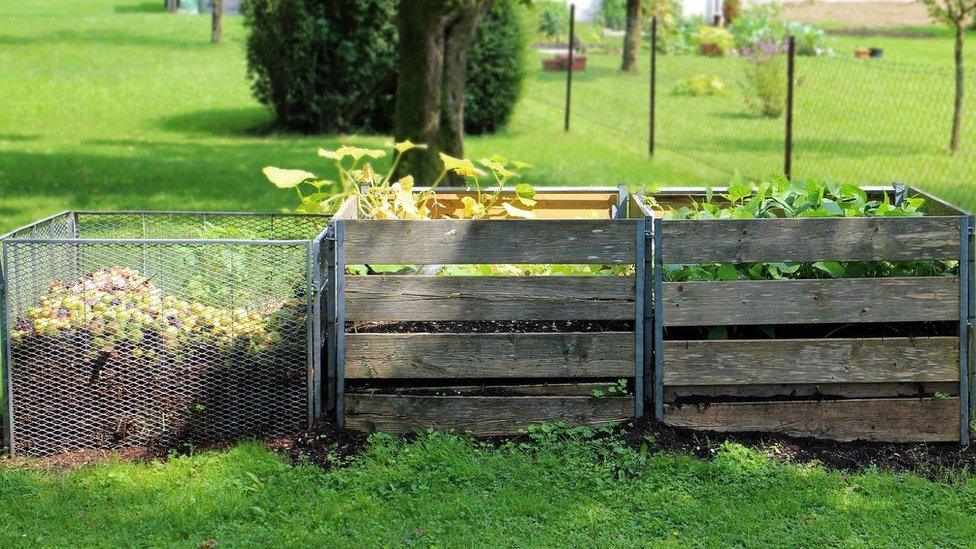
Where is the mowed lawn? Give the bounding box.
[1,0,974,235]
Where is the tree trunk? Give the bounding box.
[394,0,449,184]
[439,1,491,184]
[951,22,965,154]
[211,0,223,44]
[621,0,641,72]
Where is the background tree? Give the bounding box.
[394,0,494,183]
[924,0,976,153]
[211,0,222,43]
[620,0,642,72]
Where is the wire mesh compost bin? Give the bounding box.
[1,212,330,456]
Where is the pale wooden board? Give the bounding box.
[430,192,618,220]
[346,275,636,321]
[333,196,359,220]
[664,398,960,442]
[351,382,612,397]
[664,337,959,385]
[662,277,959,326]
[345,394,633,434]
[345,332,635,378]
[666,382,957,401]
[342,219,638,264]
[661,217,962,263]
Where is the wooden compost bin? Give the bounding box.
[631,186,975,443]
[327,187,643,434]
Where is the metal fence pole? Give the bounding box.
[334,221,347,429]
[968,215,975,440]
[649,16,657,156]
[1,242,13,455]
[634,219,646,418]
[961,216,971,445]
[325,227,337,416]
[785,35,796,180]
[564,3,575,132]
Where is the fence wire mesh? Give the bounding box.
[2,212,328,456]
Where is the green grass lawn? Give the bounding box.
[2,0,973,234]
[2,3,976,545]
[2,433,976,547]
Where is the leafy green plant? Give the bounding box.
[536,0,568,40]
[741,40,787,118]
[645,176,957,283]
[695,26,734,56]
[671,75,728,96]
[593,379,629,398]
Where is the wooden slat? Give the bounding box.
[664,337,958,385]
[345,394,632,434]
[667,382,956,401]
[663,277,959,326]
[351,383,611,397]
[346,276,635,321]
[333,196,358,220]
[342,219,638,264]
[430,192,617,220]
[665,398,959,442]
[661,216,962,263]
[345,332,634,378]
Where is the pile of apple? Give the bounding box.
[12,266,288,354]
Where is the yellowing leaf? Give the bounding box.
[397,175,415,191]
[394,140,427,154]
[439,153,478,173]
[515,183,535,200]
[317,148,340,160]
[502,202,535,219]
[262,167,315,189]
[336,145,385,162]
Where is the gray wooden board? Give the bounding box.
[661,217,962,263]
[664,398,960,442]
[345,332,634,378]
[345,394,633,434]
[346,275,636,321]
[663,277,959,326]
[664,337,959,385]
[666,382,957,401]
[343,219,638,264]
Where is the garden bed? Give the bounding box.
[1,212,330,456]
[631,185,974,443]
[330,187,641,434]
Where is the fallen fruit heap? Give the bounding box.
[12,266,289,354]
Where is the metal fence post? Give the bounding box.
[653,217,664,421]
[785,35,796,180]
[564,3,575,132]
[325,226,337,416]
[1,242,13,455]
[334,221,347,429]
[649,16,657,157]
[968,215,975,441]
[961,216,971,445]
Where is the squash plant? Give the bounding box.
[646,176,957,282]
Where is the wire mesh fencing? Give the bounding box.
[1,212,329,456]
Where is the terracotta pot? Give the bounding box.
[854,48,870,58]
[541,55,587,72]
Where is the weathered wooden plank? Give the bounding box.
[666,382,956,401]
[346,276,635,321]
[661,217,962,263]
[351,382,612,397]
[430,192,618,220]
[664,337,959,385]
[333,196,359,220]
[663,277,959,326]
[345,332,634,378]
[345,394,632,434]
[665,398,960,442]
[343,219,638,264]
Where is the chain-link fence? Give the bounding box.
[1,212,329,456]
[530,36,976,199]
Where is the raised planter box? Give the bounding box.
[630,186,975,443]
[328,187,638,434]
[0,212,330,456]
[542,54,587,72]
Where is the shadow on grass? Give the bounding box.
[156,107,276,137]
[0,29,211,49]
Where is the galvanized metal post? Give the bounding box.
[634,219,646,418]
[1,242,13,455]
[564,3,575,132]
[615,184,628,218]
[334,221,347,429]
[325,226,337,416]
[653,217,664,421]
[960,216,976,438]
[892,182,906,206]
[960,216,971,445]
[305,241,316,425]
